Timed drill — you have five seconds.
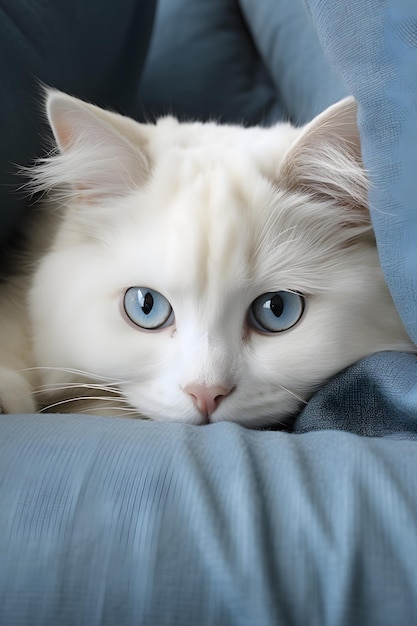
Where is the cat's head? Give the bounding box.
[29,92,411,427]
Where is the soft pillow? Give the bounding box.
[138,0,347,125]
[2,399,417,626]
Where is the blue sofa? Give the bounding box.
[1,1,417,624]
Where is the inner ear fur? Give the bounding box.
[281,97,369,224]
[43,90,151,199]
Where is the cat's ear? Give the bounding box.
[35,90,150,201]
[281,97,369,223]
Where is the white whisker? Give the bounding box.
[76,406,140,418]
[32,382,122,396]
[276,384,308,405]
[39,395,130,413]
[19,365,134,384]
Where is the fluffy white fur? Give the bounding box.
[0,92,413,427]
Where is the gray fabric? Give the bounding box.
[294,352,417,437]
[304,0,417,346]
[139,0,348,125]
[0,0,155,250]
[1,403,417,626]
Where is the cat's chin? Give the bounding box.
[208,412,298,430]
[135,402,302,429]
[142,412,294,429]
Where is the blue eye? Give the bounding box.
[123,287,174,330]
[249,291,305,333]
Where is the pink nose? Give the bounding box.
[183,384,233,417]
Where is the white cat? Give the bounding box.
[0,92,413,427]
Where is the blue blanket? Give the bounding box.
[305,0,417,348]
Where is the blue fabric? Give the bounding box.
[294,351,417,437]
[139,0,347,125]
[304,0,417,346]
[2,404,417,626]
[238,0,348,123]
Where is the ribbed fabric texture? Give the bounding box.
[1,405,417,626]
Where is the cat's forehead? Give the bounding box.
[142,158,264,291]
[117,156,299,302]
[146,117,299,174]
[111,120,349,299]
[144,120,294,219]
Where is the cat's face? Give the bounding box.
[29,93,411,427]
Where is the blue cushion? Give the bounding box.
[139,0,347,125]
[2,395,417,626]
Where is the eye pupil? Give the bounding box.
[269,295,283,317]
[249,291,304,333]
[123,287,174,330]
[141,291,154,315]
